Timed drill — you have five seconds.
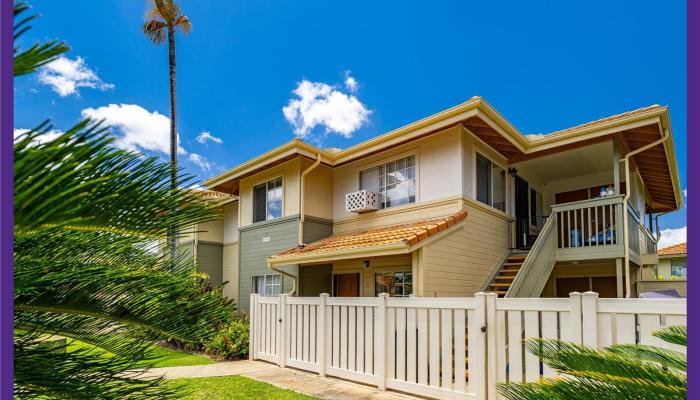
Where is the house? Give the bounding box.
[638,242,687,297]
[195,97,681,311]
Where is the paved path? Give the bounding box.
[141,360,422,400]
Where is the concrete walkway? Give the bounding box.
[141,360,422,400]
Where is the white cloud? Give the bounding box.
[81,104,185,155]
[683,188,687,198]
[282,78,371,139]
[658,226,686,249]
[188,153,211,173]
[38,56,114,97]
[196,131,223,145]
[14,128,63,145]
[344,71,358,93]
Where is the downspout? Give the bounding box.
[620,127,670,297]
[298,153,322,246]
[267,261,298,295]
[267,153,322,296]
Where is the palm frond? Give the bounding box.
[607,343,686,371]
[175,15,191,35]
[13,1,69,76]
[143,20,167,44]
[654,325,687,347]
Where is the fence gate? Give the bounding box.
[250,292,687,400]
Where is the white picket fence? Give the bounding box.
[249,292,686,400]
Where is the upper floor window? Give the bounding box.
[476,153,506,212]
[360,155,416,209]
[253,177,283,223]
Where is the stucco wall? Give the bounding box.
[239,158,301,228]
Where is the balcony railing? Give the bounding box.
[551,195,624,251]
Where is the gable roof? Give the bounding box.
[658,242,687,256]
[205,97,681,212]
[267,209,468,266]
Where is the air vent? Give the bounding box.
[345,190,381,213]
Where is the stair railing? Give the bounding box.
[506,213,558,298]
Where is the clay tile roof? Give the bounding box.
[270,208,468,261]
[191,189,235,202]
[529,104,665,140]
[658,242,687,256]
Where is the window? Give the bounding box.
[375,271,412,297]
[671,260,687,279]
[252,274,281,296]
[476,153,506,212]
[360,155,416,209]
[253,177,283,223]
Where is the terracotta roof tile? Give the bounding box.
[658,242,686,256]
[270,208,468,261]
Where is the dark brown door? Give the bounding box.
[556,276,620,298]
[334,273,360,297]
[555,277,590,297]
[592,276,618,298]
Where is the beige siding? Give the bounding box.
[332,126,462,222]
[334,196,463,233]
[333,254,412,297]
[223,242,239,301]
[223,202,239,243]
[197,219,223,243]
[421,201,510,297]
[239,158,302,227]
[303,160,334,220]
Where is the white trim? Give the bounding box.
[252,176,285,223]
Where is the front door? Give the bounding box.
[515,176,530,249]
[333,273,360,297]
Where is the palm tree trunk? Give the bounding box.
[167,26,178,266]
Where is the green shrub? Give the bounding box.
[204,318,250,360]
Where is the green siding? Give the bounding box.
[238,215,333,312]
[238,215,301,312]
[299,217,334,296]
[197,241,223,287]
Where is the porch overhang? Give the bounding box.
[267,209,468,267]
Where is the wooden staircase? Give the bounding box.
[486,252,528,297]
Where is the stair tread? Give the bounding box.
[490,283,512,287]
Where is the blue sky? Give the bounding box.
[14,0,686,241]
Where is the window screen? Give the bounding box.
[360,155,416,209]
[476,153,491,206]
[253,183,267,223]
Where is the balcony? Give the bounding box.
[549,195,657,264]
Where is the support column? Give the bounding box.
[613,141,621,195]
[616,258,624,298]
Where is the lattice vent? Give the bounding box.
[345,190,381,213]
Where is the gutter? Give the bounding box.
[298,153,322,246]
[620,127,670,298]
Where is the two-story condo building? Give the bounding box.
[190,97,682,312]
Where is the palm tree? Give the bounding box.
[497,325,687,400]
[14,3,234,398]
[142,0,191,262]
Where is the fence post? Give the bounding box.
[581,292,599,348]
[249,294,258,360]
[278,294,288,367]
[568,292,582,344]
[318,293,328,377]
[484,292,498,400]
[472,293,487,400]
[376,293,389,391]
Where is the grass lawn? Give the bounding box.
[169,376,318,400]
[67,340,216,368]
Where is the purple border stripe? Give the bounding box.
[688,0,698,397]
[1,0,13,397]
